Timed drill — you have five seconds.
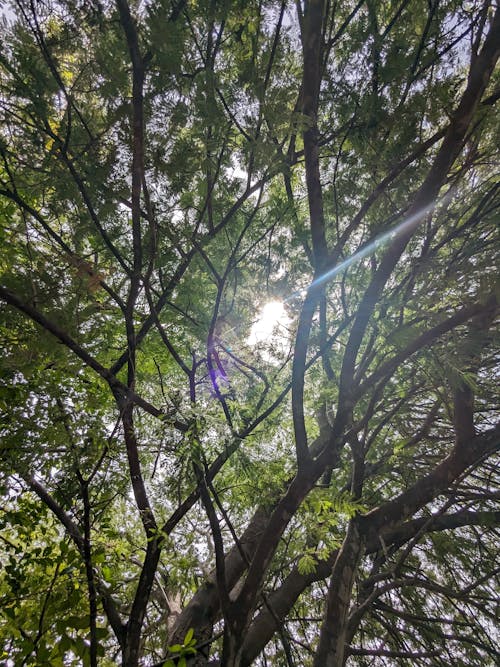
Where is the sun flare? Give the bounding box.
[247,300,290,345]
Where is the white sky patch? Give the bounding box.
[228,163,248,181]
[247,300,290,346]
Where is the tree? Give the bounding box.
[0,0,499,665]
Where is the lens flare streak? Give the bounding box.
[304,195,449,295]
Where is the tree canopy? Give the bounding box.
[0,0,499,665]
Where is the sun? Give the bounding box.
[247,300,290,345]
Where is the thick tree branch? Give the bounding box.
[313,520,364,667]
[337,7,500,407]
[363,424,499,534]
[292,0,327,469]
[240,503,500,664]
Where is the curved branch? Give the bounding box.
[337,8,500,408]
[354,298,498,400]
[240,503,500,665]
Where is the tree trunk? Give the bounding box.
[313,520,365,667]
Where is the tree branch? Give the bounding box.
[337,7,500,408]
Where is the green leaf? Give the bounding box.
[183,627,194,645]
[168,644,182,654]
[0,3,498,665]
[66,616,89,630]
[94,627,108,640]
[297,554,317,576]
[59,634,72,652]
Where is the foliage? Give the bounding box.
[0,1,499,666]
